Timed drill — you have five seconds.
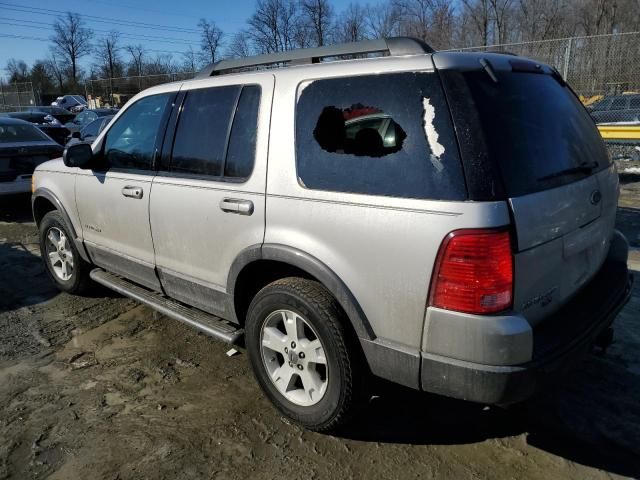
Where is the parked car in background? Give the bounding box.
[66,115,114,144]
[588,94,640,124]
[0,111,69,146]
[0,117,62,195]
[25,106,76,124]
[52,95,88,113]
[64,108,119,135]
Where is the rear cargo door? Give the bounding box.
[436,54,617,325]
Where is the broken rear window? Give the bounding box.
[295,72,466,200]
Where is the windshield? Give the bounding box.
[0,123,49,143]
[441,69,610,197]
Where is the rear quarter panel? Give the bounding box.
[265,57,511,350]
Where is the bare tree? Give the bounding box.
[198,19,224,64]
[95,31,122,79]
[248,0,302,53]
[5,59,29,83]
[460,0,491,45]
[145,54,177,75]
[489,0,515,44]
[31,60,55,102]
[226,30,253,58]
[182,46,199,72]
[50,12,93,86]
[367,3,401,38]
[394,0,455,48]
[335,3,369,42]
[515,0,569,41]
[45,54,65,92]
[126,44,146,77]
[300,0,334,46]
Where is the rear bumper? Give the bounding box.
[420,258,633,405]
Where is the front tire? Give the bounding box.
[245,277,365,432]
[39,210,92,294]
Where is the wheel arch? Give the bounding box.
[229,244,375,341]
[32,188,90,262]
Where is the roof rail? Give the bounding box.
[196,37,434,78]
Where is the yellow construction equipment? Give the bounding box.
[598,124,640,142]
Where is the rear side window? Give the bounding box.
[170,85,261,179]
[295,72,466,200]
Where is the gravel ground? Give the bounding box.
[0,176,639,480]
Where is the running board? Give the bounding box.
[90,268,243,344]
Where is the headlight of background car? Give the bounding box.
[44,114,61,126]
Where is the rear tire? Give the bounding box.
[245,277,365,432]
[39,210,93,294]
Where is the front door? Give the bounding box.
[76,92,175,289]
[149,76,273,318]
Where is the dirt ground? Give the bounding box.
[1,175,639,480]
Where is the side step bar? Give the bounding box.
[90,268,243,344]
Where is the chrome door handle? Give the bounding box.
[219,198,254,216]
[122,185,143,199]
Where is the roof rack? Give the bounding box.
[196,37,434,78]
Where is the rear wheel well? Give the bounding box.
[233,260,316,327]
[33,196,57,227]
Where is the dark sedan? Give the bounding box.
[589,94,640,124]
[0,111,70,146]
[25,106,76,124]
[0,117,63,195]
[67,115,114,144]
[64,108,118,135]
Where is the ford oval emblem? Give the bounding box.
[590,190,602,205]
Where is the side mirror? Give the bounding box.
[63,142,94,169]
[72,131,81,139]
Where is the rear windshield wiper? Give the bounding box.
[536,161,599,182]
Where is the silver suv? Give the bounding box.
[32,38,632,431]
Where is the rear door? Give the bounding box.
[436,54,617,324]
[149,75,272,317]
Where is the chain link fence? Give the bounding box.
[0,81,36,112]
[85,72,196,109]
[457,31,640,160]
[458,31,640,124]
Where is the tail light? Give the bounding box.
[429,229,513,314]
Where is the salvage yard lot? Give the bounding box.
[0,175,639,480]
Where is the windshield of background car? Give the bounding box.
[0,123,49,143]
[439,68,611,197]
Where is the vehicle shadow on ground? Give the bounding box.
[0,240,58,313]
[616,206,640,248]
[340,270,640,478]
[0,193,34,223]
[339,370,640,478]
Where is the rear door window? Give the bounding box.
[169,84,260,180]
[295,72,466,200]
[170,86,239,177]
